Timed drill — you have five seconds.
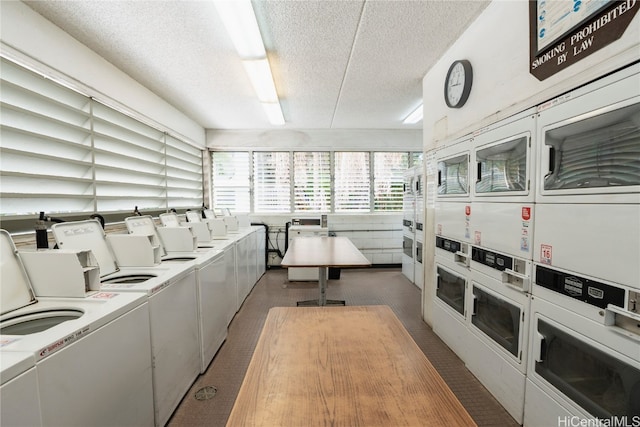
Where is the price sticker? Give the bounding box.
[540,244,552,265]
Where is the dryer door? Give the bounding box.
[533,317,640,419]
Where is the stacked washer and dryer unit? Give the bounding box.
[402,166,425,290]
[402,169,417,283]
[433,134,475,364]
[414,165,425,290]
[466,108,536,424]
[525,64,640,426]
[433,63,640,425]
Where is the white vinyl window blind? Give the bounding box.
[334,152,371,212]
[92,101,167,212]
[211,150,414,213]
[166,135,204,210]
[411,151,423,167]
[211,151,251,212]
[253,152,290,212]
[0,57,95,215]
[293,151,331,212]
[373,152,409,211]
[0,56,203,217]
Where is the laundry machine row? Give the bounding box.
[1,215,266,427]
[431,63,640,425]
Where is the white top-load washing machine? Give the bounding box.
[287,217,329,281]
[125,215,233,373]
[0,351,42,427]
[0,230,154,427]
[235,226,258,307]
[50,220,200,427]
[160,212,224,248]
[159,212,240,318]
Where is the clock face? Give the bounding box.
[445,60,472,108]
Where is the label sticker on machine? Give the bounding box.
[474,231,481,246]
[0,338,20,347]
[37,326,92,360]
[91,292,118,299]
[540,244,552,265]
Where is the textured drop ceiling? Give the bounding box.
[23,0,489,130]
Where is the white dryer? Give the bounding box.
[0,230,154,427]
[533,63,640,290]
[51,221,200,427]
[433,240,471,364]
[465,246,532,424]
[525,267,640,426]
[125,215,232,373]
[470,108,536,259]
[455,109,537,423]
[0,352,41,427]
[434,135,473,245]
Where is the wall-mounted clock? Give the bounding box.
[444,59,473,108]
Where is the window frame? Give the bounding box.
[210,150,420,214]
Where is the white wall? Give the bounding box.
[250,213,404,266]
[420,0,639,326]
[207,129,422,151]
[422,0,639,148]
[211,130,421,267]
[0,1,205,147]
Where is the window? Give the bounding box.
[0,56,203,217]
[211,150,415,213]
[373,152,408,211]
[293,152,331,212]
[253,152,290,212]
[334,152,370,212]
[211,152,250,212]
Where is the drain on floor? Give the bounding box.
[195,386,217,400]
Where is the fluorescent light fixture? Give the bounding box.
[214,0,285,125]
[213,0,265,58]
[262,102,285,126]
[403,104,423,124]
[243,59,279,103]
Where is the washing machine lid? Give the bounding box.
[51,220,119,277]
[0,230,37,315]
[125,215,156,236]
[159,213,180,227]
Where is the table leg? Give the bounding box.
[296,267,345,307]
[318,266,327,306]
